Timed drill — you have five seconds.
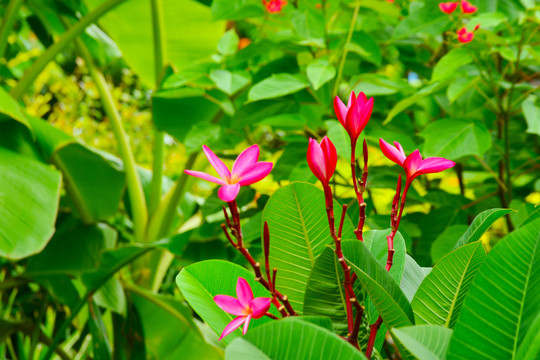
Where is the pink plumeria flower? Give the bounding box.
[184,144,273,202]
[457,27,475,43]
[262,0,287,13]
[214,277,271,340]
[379,139,455,183]
[307,136,337,187]
[439,2,458,14]
[334,91,374,145]
[461,0,477,14]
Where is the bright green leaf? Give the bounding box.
[432,48,473,83]
[522,98,540,136]
[453,208,514,250]
[217,30,239,56]
[248,74,309,102]
[392,325,452,360]
[210,69,251,95]
[306,60,336,91]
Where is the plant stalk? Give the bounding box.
[0,0,24,61]
[10,0,127,99]
[333,3,360,97]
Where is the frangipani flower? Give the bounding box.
[379,139,455,183]
[307,137,337,187]
[185,145,273,202]
[439,2,458,14]
[262,0,287,13]
[461,0,477,14]
[334,92,374,144]
[214,277,271,340]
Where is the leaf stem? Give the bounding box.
[76,40,148,242]
[10,0,127,99]
[0,0,24,61]
[333,3,360,97]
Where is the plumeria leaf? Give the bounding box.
[262,182,355,314]
[453,208,514,250]
[447,219,540,359]
[392,325,453,360]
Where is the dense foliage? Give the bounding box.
[0,0,538,359]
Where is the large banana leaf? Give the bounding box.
[342,240,414,329]
[225,317,367,360]
[447,219,540,359]
[412,242,486,328]
[0,146,61,259]
[392,325,452,360]
[176,260,276,345]
[262,182,355,313]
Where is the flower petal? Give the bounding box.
[218,184,241,202]
[184,170,226,185]
[218,316,246,341]
[307,138,327,184]
[232,145,260,178]
[348,91,358,107]
[214,295,247,316]
[250,297,272,318]
[320,136,337,181]
[403,149,422,179]
[203,145,231,181]
[355,91,367,107]
[417,157,456,174]
[242,314,252,335]
[236,278,254,307]
[379,139,406,165]
[333,96,348,127]
[238,162,273,186]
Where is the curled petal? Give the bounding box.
[307,138,327,184]
[333,96,348,127]
[250,297,272,318]
[218,183,241,202]
[379,139,406,165]
[218,316,246,341]
[347,91,357,108]
[237,162,273,186]
[417,157,456,174]
[184,170,226,185]
[320,136,337,181]
[232,145,260,178]
[214,295,247,316]
[203,145,231,181]
[236,278,254,307]
[355,91,367,107]
[242,314,252,335]
[403,150,422,179]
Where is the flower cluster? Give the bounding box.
[439,1,480,43]
[262,0,287,13]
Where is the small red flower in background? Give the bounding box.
[262,0,287,13]
[457,27,477,43]
[461,0,477,14]
[439,2,458,14]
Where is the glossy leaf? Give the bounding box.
[262,182,355,313]
[431,48,473,83]
[391,2,450,40]
[306,60,336,90]
[248,74,309,102]
[0,147,61,260]
[447,219,540,359]
[431,225,468,263]
[88,299,112,360]
[401,254,426,303]
[211,0,264,21]
[226,318,367,360]
[364,229,407,284]
[342,240,414,329]
[421,119,492,160]
[412,242,487,328]
[176,260,275,344]
[210,69,251,95]
[522,98,540,136]
[453,208,514,250]
[392,325,452,360]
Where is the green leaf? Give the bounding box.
[291,9,325,41]
[131,288,222,360]
[412,242,487,328]
[0,147,61,260]
[342,240,414,329]
[88,299,112,360]
[226,318,367,359]
[349,31,382,66]
[392,325,452,360]
[431,48,473,83]
[447,219,540,360]
[26,222,114,274]
[453,208,514,250]
[384,82,446,124]
[431,225,468,262]
[176,260,275,345]
[391,2,450,40]
[306,60,336,91]
[217,29,239,56]
[248,74,309,102]
[0,88,31,128]
[447,77,480,103]
[516,312,540,360]
[364,229,407,285]
[211,0,264,21]
[262,182,355,313]
[522,98,540,136]
[210,69,251,95]
[94,278,126,316]
[325,120,352,160]
[86,0,225,86]
[467,12,507,29]
[421,119,492,160]
[400,255,427,303]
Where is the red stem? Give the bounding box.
[350,140,367,241]
[365,316,383,359]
